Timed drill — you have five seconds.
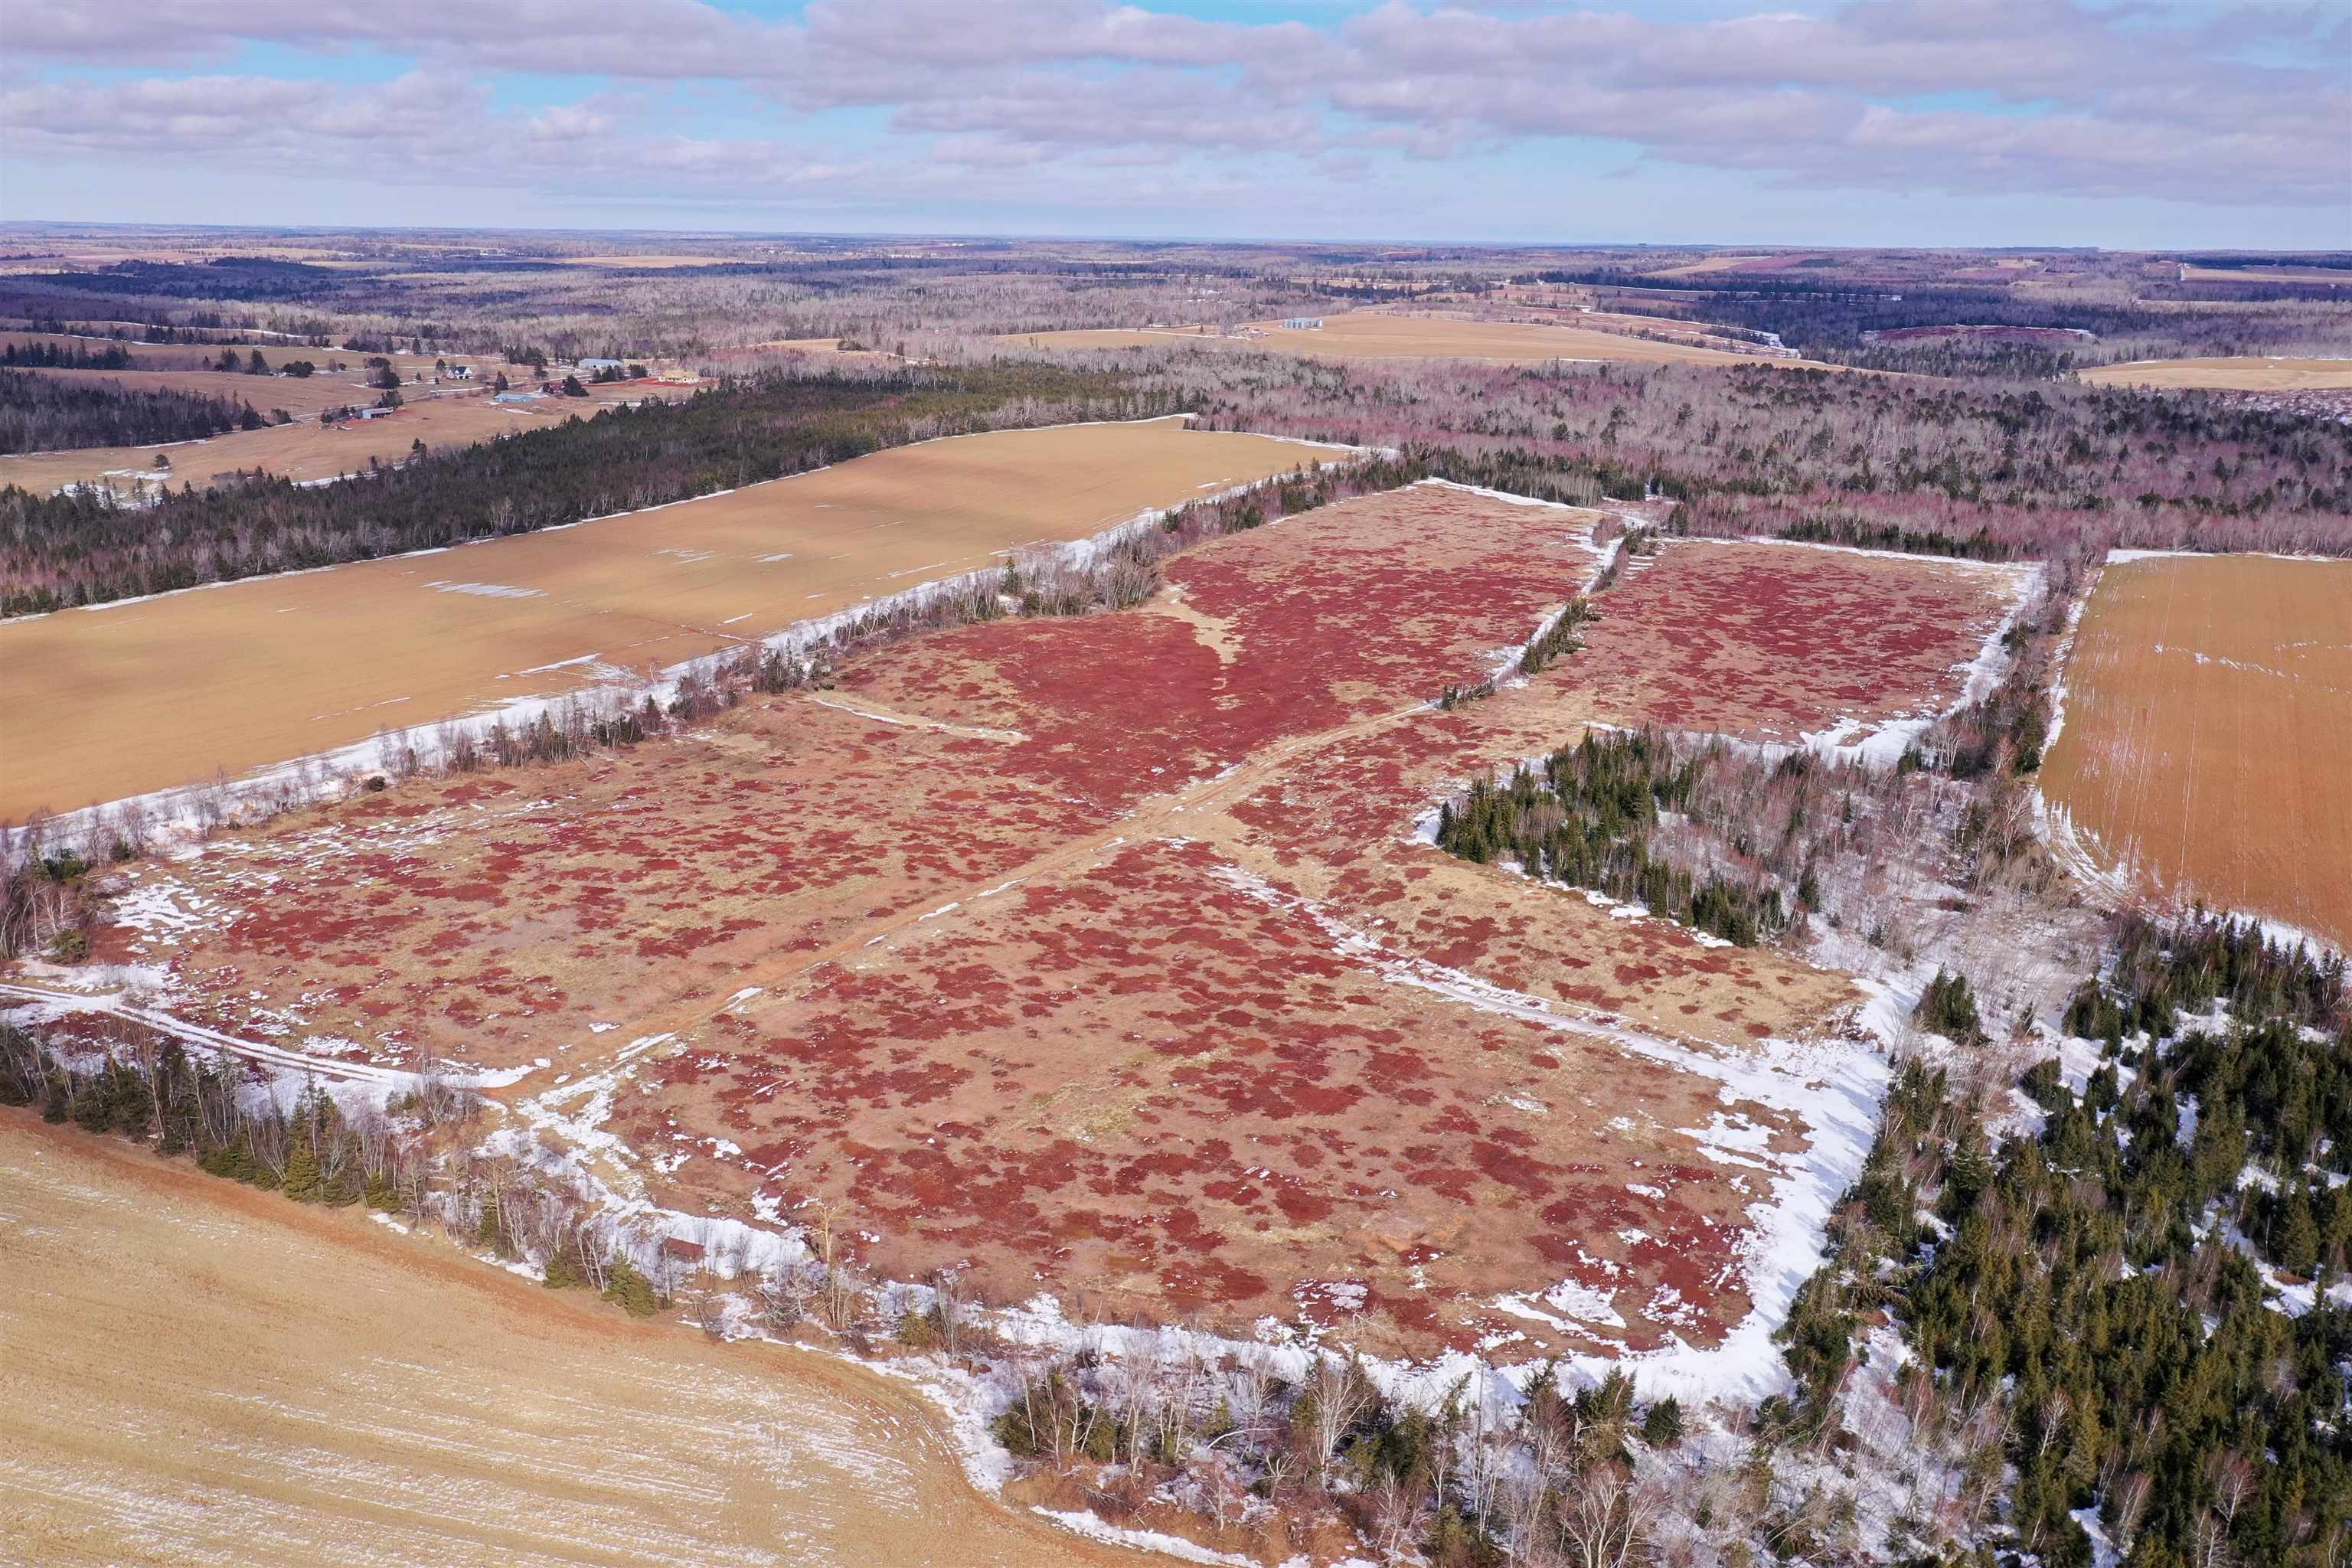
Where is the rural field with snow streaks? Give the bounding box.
[0,418,1313,820]
[0,1120,1129,1568]
[0,374,692,499]
[1008,310,1838,369]
[2076,355,2352,391]
[37,482,2026,1377]
[2040,552,2352,952]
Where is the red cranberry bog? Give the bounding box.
[11,482,2030,1401]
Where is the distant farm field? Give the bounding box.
[2177,264,2351,285]
[1009,311,1834,368]
[0,380,693,498]
[2041,554,2352,951]
[0,1118,1123,1568]
[0,419,1314,818]
[2079,357,2352,391]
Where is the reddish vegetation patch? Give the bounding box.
[59,484,2018,1361]
[1569,541,2018,743]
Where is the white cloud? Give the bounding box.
[2,0,2344,221]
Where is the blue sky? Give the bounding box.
[2,0,2345,248]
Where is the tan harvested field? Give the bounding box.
[1640,254,1798,277]
[1009,311,1838,368]
[2078,356,2352,391]
[2179,264,2351,285]
[0,1116,1132,1568]
[36,485,2024,1364]
[0,381,693,498]
[4,363,404,421]
[559,254,738,269]
[0,420,1317,819]
[2041,554,2352,952]
[1,333,495,380]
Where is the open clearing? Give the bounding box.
[1008,311,1835,368]
[2040,554,2352,952]
[2177,264,2350,285]
[0,419,1313,819]
[2,332,498,380]
[3,363,416,422]
[0,1116,1130,1568]
[0,380,691,498]
[2078,356,2352,391]
[32,484,2024,1369]
[559,254,740,269]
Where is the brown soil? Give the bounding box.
[0,419,1315,818]
[0,1113,1141,1568]
[2040,554,2352,950]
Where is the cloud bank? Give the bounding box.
[2,0,2344,243]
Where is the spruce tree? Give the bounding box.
[603,1256,661,1317]
[282,1138,322,1201]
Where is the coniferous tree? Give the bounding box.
[603,1256,661,1317]
[281,1137,322,1201]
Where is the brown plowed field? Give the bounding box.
[1008,311,1839,369]
[2078,357,2352,391]
[0,1116,1132,1568]
[2041,554,2352,950]
[47,485,2022,1365]
[0,419,1313,818]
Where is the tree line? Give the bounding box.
[0,361,1173,614]
[0,368,260,455]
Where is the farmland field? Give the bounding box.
[1009,310,1832,368]
[2077,356,2352,391]
[0,1116,1128,1568]
[0,419,1315,819]
[2177,264,2351,285]
[2040,553,2352,952]
[0,380,692,498]
[1,332,496,379]
[38,484,2026,1369]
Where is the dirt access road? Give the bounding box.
[0,1115,1142,1568]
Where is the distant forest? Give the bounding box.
[0,370,260,458]
[0,361,1168,615]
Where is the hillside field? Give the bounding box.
[0,1116,1128,1568]
[2041,553,2352,952]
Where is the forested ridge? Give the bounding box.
[0,361,1167,614]
[1775,915,2352,1568]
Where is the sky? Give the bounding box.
[2,0,2346,250]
